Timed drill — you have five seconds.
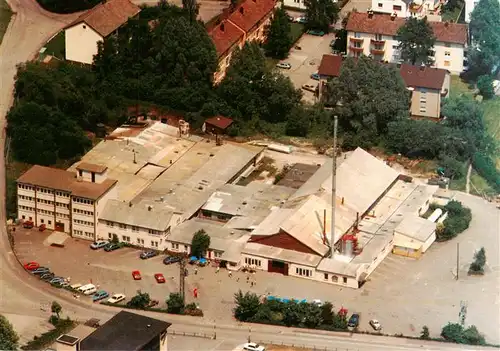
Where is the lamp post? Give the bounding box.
[213,320,217,340]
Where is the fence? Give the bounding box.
[255,340,359,351]
[169,329,216,340]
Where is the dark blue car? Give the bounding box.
[140,250,158,259]
[163,256,182,265]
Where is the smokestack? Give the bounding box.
[323,209,327,245]
[330,116,338,259]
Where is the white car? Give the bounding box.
[90,240,108,249]
[302,84,316,93]
[243,343,265,351]
[107,294,126,304]
[276,62,291,69]
[312,299,323,306]
[369,319,382,331]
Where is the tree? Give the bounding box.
[182,0,199,22]
[51,301,62,319]
[0,315,19,350]
[469,247,486,274]
[111,234,119,244]
[36,0,101,13]
[127,291,151,309]
[469,0,500,77]
[320,302,334,325]
[326,56,410,147]
[476,75,495,99]
[304,0,339,32]
[437,200,472,241]
[396,17,436,65]
[303,303,323,328]
[441,323,464,343]
[166,293,185,314]
[462,325,486,345]
[420,325,430,339]
[234,290,260,321]
[190,229,210,258]
[264,8,293,59]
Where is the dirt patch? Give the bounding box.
[266,345,313,351]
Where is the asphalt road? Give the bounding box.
[0,0,498,350]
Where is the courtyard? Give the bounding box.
[12,193,500,344]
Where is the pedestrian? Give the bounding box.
[228,271,232,278]
[216,266,220,273]
[236,277,240,282]
[195,267,198,275]
[246,276,250,283]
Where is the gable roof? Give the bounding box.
[66,0,140,37]
[79,311,171,350]
[205,116,234,130]
[346,12,468,45]
[318,54,343,77]
[209,20,245,57]
[229,0,276,33]
[399,64,447,90]
[17,165,117,200]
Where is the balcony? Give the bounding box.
[370,47,385,55]
[349,45,364,52]
[349,37,364,43]
[371,38,385,45]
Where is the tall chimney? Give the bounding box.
[330,116,338,259]
[323,209,327,245]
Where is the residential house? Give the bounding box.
[345,11,468,74]
[64,0,140,65]
[17,164,117,241]
[399,63,450,119]
[371,0,411,17]
[370,0,445,18]
[209,0,277,83]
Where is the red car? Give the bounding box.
[154,273,165,283]
[132,270,142,280]
[24,261,40,271]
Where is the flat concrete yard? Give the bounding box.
[13,193,500,344]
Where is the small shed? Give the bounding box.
[203,116,233,135]
[392,215,436,258]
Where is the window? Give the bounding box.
[375,34,383,41]
[324,273,329,280]
[41,219,44,223]
[420,108,427,113]
[184,245,188,251]
[445,51,451,57]
[172,243,179,250]
[22,215,25,219]
[48,220,52,225]
[354,32,361,38]
[148,229,159,235]
[343,277,348,284]
[106,221,114,227]
[244,257,262,267]
[137,238,144,245]
[151,241,158,247]
[332,275,338,283]
[378,2,382,7]
[131,226,139,232]
[393,4,402,10]
[295,267,312,277]
[444,60,451,67]
[119,223,126,229]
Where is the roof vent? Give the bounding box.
[242,201,248,205]
[147,324,151,328]
[444,21,449,27]
[367,9,374,17]
[390,12,397,20]
[239,6,244,14]
[129,202,132,207]
[148,205,153,211]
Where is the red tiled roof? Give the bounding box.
[318,54,343,77]
[66,0,140,37]
[205,116,234,129]
[346,12,468,45]
[399,64,447,90]
[229,0,276,33]
[209,20,245,57]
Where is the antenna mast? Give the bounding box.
[330,116,338,258]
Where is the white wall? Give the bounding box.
[362,238,393,277]
[241,254,268,271]
[289,263,316,280]
[421,231,436,252]
[283,0,306,10]
[78,169,109,184]
[65,22,103,65]
[98,219,169,250]
[371,0,409,17]
[314,270,359,288]
[433,42,464,74]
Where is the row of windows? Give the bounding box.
[171,243,188,251]
[107,233,159,248]
[19,205,34,211]
[56,212,70,219]
[323,273,348,284]
[73,208,94,216]
[18,184,34,191]
[39,218,52,225]
[74,230,93,238]
[37,208,53,215]
[244,257,262,267]
[296,267,312,277]
[37,198,53,205]
[74,219,94,226]
[38,188,53,194]
[34,198,69,209]
[106,221,158,234]
[73,197,94,205]
[18,195,33,201]
[56,191,70,197]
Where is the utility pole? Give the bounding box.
[179,259,186,304]
[330,116,338,259]
[456,242,459,280]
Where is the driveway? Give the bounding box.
[277,33,335,103]
[13,192,500,344]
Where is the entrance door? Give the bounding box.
[55,222,65,232]
[268,260,288,275]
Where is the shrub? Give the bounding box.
[436,201,472,241]
[469,247,486,274]
[420,325,430,339]
[441,323,486,345]
[234,291,260,322]
[127,291,151,309]
[477,75,495,99]
[166,293,184,314]
[472,152,500,193]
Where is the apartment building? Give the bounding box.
[400,63,450,119]
[371,0,411,17]
[208,0,277,83]
[346,12,468,74]
[97,200,182,250]
[17,163,117,241]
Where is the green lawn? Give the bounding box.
[441,5,463,22]
[0,0,12,45]
[44,30,65,59]
[290,22,305,44]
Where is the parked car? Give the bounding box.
[32,267,50,275]
[307,29,325,36]
[287,15,294,21]
[39,224,46,232]
[132,270,142,280]
[310,72,320,80]
[92,290,109,302]
[302,84,316,93]
[140,250,158,259]
[24,261,40,271]
[154,273,166,284]
[369,319,382,331]
[312,299,323,306]
[243,342,266,351]
[49,277,65,284]
[41,273,56,281]
[147,300,159,308]
[104,243,121,252]
[107,294,126,304]
[163,256,182,265]
[90,240,108,250]
[276,62,292,69]
[330,39,336,47]
[23,221,34,229]
[295,16,306,23]
[348,313,360,328]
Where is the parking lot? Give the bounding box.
[277,32,335,103]
[13,192,500,343]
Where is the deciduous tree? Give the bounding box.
[469,247,486,273]
[51,301,62,319]
[476,75,495,99]
[396,17,436,65]
[190,229,210,258]
[182,0,199,22]
[166,293,185,314]
[127,291,151,309]
[304,0,339,32]
[0,315,19,350]
[264,7,293,59]
[234,291,260,321]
